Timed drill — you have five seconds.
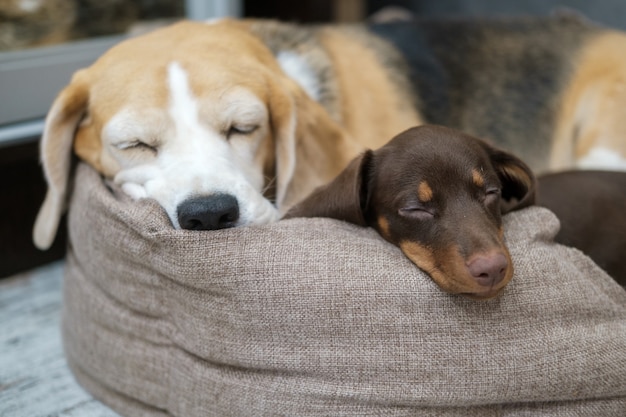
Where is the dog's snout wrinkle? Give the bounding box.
[178,194,240,230]
[466,252,508,287]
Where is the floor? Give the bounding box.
[0,261,119,417]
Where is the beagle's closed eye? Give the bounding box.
[114,140,158,153]
[226,124,259,138]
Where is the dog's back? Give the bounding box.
[369,16,598,171]
[250,15,626,173]
[537,170,626,286]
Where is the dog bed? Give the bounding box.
[62,163,626,416]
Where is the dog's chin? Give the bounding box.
[460,274,513,300]
[120,182,149,199]
[429,271,510,301]
[244,201,281,226]
[461,288,504,301]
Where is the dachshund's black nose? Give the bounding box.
[177,194,239,230]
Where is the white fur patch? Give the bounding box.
[168,62,204,137]
[277,51,320,101]
[577,146,626,171]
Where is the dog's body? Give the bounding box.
[34,16,626,249]
[286,125,536,299]
[537,170,626,286]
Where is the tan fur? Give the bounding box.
[552,31,626,169]
[399,241,439,281]
[33,71,89,249]
[272,77,363,209]
[417,181,433,203]
[400,241,513,300]
[377,215,391,239]
[318,28,421,150]
[472,169,485,188]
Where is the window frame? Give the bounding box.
[0,0,241,148]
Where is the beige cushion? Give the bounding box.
[63,163,626,416]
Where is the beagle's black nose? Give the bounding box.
[177,194,239,230]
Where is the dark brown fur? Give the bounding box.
[285,125,535,300]
[537,170,626,286]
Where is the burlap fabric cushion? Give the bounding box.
[63,163,626,416]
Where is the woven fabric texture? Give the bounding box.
[63,163,626,416]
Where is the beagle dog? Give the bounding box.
[285,125,535,299]
[34,16,626,250]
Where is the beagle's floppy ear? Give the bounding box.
[487,146,537,214]
[33,70,89,250]
[283,151,373,225]
[268,76,363,213]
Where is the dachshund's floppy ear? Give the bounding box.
[488,147,537,214]
[283,150,373,226]
[33,70,90,250]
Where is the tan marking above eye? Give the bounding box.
[418,180,433,202]
[472,168,485,187]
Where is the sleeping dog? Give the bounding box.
[34,16,626,249]
[286,125,535,299]
[286,125,626,296]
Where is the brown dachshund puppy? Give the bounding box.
[285,125,535,299]
[537,170,626,286]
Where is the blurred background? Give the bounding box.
[1,0,625,278]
